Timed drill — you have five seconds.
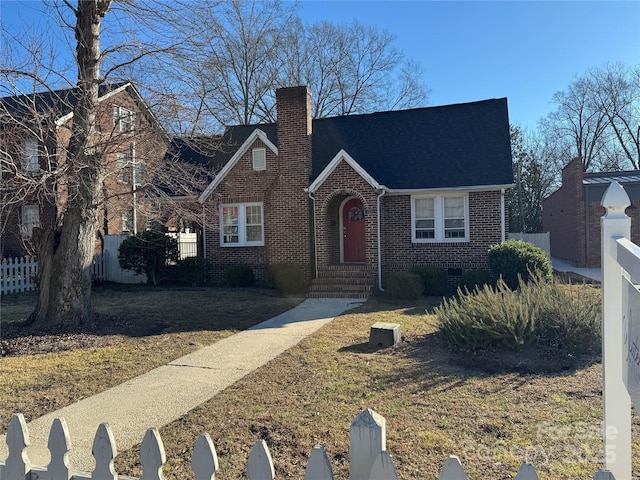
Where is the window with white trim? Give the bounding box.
[412,194,469,242]
[21,205,40,239]
[122,209,134,233]
[220,203,264,246]
[21,138,39,172]
[116,152,132,183]
[113,106,138,132]
[252,148,266,171]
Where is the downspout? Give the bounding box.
[377,188,386,292]
[201,203,207,260]
[306,189,318,279]
[501,188,506,242]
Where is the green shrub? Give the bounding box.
[533,281,601,356]
[385,272,424,300]
[118,230,179,285]
[409,266,448,296]
[436,273,601,358]
[459,269,493,293]
[269,264,308,295]
[224,265,255,287]
[178,257,210,286]
[488,239,552,290]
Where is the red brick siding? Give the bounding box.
[542,158,586,266]
[313,160,379,271]
[1,87,167,257]
[380,190,504,280]
[584,200,640,268]
[203,87,315,284]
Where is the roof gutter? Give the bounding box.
[381,183,515,195]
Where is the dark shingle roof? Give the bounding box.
[312,98,513,189]
[0,83,129,124]
[211,98,513,190]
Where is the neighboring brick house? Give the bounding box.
[543,157,640,268]
[0,82,168,257]
[198,86,514,296]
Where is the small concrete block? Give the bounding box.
[369,322,401,348]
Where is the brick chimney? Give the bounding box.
[276,86,312,180]
[269,86,313,276]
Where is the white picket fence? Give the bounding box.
[0,409,617,480]
[0,255,106,295]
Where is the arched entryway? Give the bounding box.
[340,196,366,263]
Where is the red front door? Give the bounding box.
[342,198,366,263]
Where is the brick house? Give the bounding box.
[0,82,168,257]
[543,157,640,268]
[198,86,514,296]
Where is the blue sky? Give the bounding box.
[1,1,639,129]
[297,1,640,129]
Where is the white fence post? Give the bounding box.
[601,181,632,479]
[0,411,623,479]
[349,409,386,480]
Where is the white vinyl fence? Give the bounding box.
[600,181,639,479]
[0,255,105,295]
[509,232,550,256]
[0,409,617,480]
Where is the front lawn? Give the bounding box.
[1,284,637,479]
[0,284,303,430]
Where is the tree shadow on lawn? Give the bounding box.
[340,327,602,397]
[0,284,303,356]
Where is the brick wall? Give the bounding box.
[1,86,168,258]
[542,158,586,266]
[203,86,314,285]
[380,190,504,282]
[313,159,379,271]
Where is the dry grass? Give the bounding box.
[109,296,637,480]
[2,285,639,479]
[0,284,303,429]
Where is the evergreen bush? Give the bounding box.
[436,273,601,358]
[269,263,308,294]
[385,272,424,300]
[178,256,210,286]
[488,239,552,289]
[224,265,255,287]
[118,230,179,285]
[409,265,448,296]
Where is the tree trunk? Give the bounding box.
[29,0,112,327]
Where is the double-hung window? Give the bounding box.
[220,203,264,247]
[21,138,39,172]
[122,209,134,233]
[412,194,468,242]
[21,205,40,239]
[113,106,137,132]
[116,152,132,183]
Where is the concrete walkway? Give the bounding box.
[0,297,364,472]
[551,257,602,282]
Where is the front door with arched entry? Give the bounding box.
[341,197,366,263]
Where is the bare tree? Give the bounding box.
[588,63,640,169]
[541,74,610,172]
[539,62,640,172]
[509,125,561,233]
[292,20,430,118]
[171,2,430,130]
[0,1,211,327]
